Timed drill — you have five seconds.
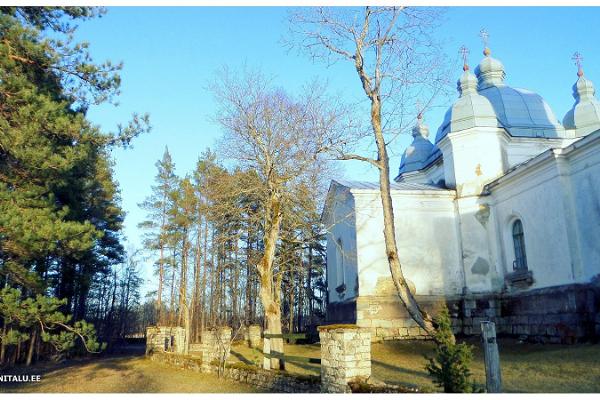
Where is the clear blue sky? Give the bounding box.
[73,6,600,294]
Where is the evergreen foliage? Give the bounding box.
[425,307,477,393]
[0,287,104,360]
[0,7,149,366]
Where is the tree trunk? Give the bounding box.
[157,192,167,325]
[178,234,188,327]
[200,216,208,337]
[370,96,437,338]
[26,328,37,366]
[0,323,6,366]
[169,250,177,326]
[158,244,165,325]
[257,192,284,370]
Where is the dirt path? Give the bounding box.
[1,354,266,393]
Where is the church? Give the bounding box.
[322,44,600,343]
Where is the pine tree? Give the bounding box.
[425,307,477,393]
[0,7,149,364]
[138,147,177,324]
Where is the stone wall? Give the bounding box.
[146,326,186,354]
[461,284,600,343]
[149,352,319,393]
[319,325,371,393]
[354,295,455,341]
[334,282,600,343]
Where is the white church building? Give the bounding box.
[322,46,600,343]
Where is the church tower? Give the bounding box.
[436,44,504,197]
[563,52,600,137]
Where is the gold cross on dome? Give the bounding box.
[459,45,470,70]
[572,52,584,77]
[572,52,583,68]
[479,29,489,47]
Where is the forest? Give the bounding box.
[0,6,331,368]
[0,7,152,366]
[137,146,329,343]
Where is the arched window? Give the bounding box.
[512,219,528,271]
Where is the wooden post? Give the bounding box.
[481,321,502,393]
[262,336,271,370]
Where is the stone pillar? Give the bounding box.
[248,325,262,348]
[319,325,371,393]
[173,327,186,354]
[145,326,186,355]
[200,327,232,370]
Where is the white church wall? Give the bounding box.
[456,196,504,294]
[488,158,576,290]
[324,184,359,303]
[350,188,463,297]
[504,137,572,169]
[564,135,600,282]
[438,127,508,197]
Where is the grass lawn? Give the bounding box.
[230,338,600,393]
[0,353,266,393]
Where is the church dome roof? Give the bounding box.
[435,67,499,144]
[563,68,600,136]
[399,115,435,174]
[478,85,564,138]
[474,49,565,138]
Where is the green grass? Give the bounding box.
[230,338,600,393]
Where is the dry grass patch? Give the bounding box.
[0,354,266,393]
[232,338,600,393]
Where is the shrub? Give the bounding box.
[424,307,477,393]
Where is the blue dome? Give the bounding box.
[437,53,565,142]
[398,118,434,175]
[478,85,564,138]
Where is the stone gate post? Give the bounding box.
[248,324,262,348]
[318,325,371,393]
[199,327,232,371]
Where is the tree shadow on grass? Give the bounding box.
[229,350,255,365]
[284,359,320,375]
[371,358,431,388]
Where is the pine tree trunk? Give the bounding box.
[26,328,37,366]
[157,192,167,325]
[200,216,208,337]
[178,235,188,327]
[169,250,177,326]
[0,323,6,366]
[158,244,165,325]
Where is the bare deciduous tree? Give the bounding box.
[288,6,451,338]
[211,68,345,369]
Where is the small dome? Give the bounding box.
[398,116,434,175]
[435,69,499,144]
[475,52,506,90]
[563,73,600,136]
